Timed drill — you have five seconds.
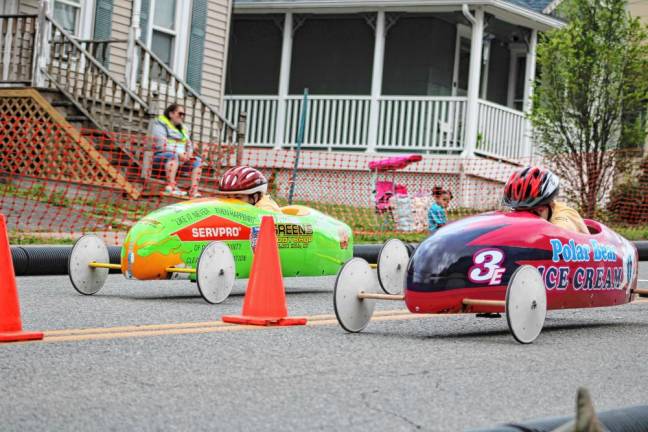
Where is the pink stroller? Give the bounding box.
[369,155,422,215]
[374,181,408,214]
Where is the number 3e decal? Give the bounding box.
[468,248,506,285]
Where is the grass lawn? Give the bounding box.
[10,233,76,245]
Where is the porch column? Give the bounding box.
[125,27,138,91]
[522,29,537,159]
[2,18,13,81]
[275,12,293,150]
[461,5,484,158]
[506,52,517,107]
[31,0,50,87]
[366,10,386,153]
[125,0,142,91]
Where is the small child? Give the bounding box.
[428,186,453,233]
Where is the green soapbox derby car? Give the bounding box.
[68,197,359,303]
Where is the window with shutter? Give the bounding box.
[186,0,207,91]
[50,0,94,39]
[151,0,176,67]
[140,0,151,43]
[53,0,82,34]
[140,0,191,78]
[93,0,113,65]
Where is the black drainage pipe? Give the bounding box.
[8,241,648,277]
[353,243,418,263]
[11,246,122,276]
[636,241,648,261]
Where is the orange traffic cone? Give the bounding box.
[222,215,307,326]
[0,214,43,342]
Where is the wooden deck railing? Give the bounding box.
[0,15,36,84]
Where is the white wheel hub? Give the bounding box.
[196,242,235,304]
[377,239,410,295]
[68,235,110,295]
[505,265,547,344]
[333,258,378,333]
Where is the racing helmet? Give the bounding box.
[503,166,559,209]
[218,166,268,196]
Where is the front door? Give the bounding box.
[454,36,471,96]
[452,24,489,98]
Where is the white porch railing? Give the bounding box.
[223,95,529,158]
[284,95,371,148]
[476,100,528,160]
[223,96,279,147]
[223,95,370,149]
[377,96,466,152]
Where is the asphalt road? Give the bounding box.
[2,263,648,431]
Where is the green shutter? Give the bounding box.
[93,0,114,64]
[139,0,150,43]
[186,0,208,92]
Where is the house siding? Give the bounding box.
[201,0,231,113]
[19,0,40,14]
[109,0,133,81]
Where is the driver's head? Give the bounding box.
[218,166,268,205]
[503,166,559,219]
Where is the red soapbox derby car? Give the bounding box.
[334,211,640,343]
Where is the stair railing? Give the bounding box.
[74,38,127,67]
[42,14,150,134]
[131,38,236,146]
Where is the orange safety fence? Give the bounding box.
[0,116,646,245]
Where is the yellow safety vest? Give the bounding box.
[157,114,190,152]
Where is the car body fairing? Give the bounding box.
[121,197,353,280]
[406,211,638,314]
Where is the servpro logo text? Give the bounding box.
[172,214,251,241]
[191,227,241,238]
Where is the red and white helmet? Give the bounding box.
[503,166,559,209]
[218,166,268,195]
